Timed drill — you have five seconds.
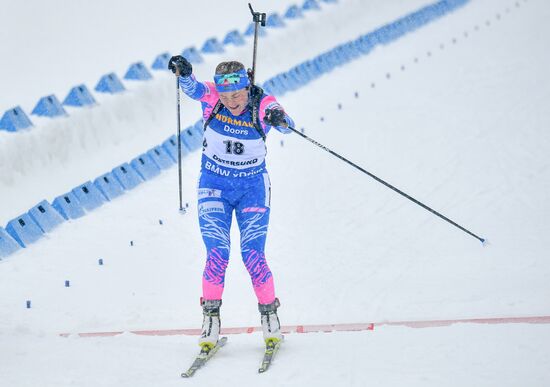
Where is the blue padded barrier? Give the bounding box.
[223,30,246,46]
[31,95,67,117]
[124,62,153,81]
[294,65,309,87]
[325,52,337,70]
[147,145,174,170]
[376,23,403,45]
[281,73,295,93]
[0,227,21,258]
[329,49,341,67]
[262,0,471,96]
[152,52,170,70]
[261,79,275,96]
[28,200,65,233]
[344,42,361,60]
[130,153,161,181]
[273,77,287,95]
[296,65,311,83]
[322,51,335,69]
[268,75,283,95]
[363,31,380,47]
[112,163,143,190]
[93,172,125,201]
[285,69,301,89]
[161,135,179,162]
[285,5,304,18]
[180,126,202,151]
[290,70,304,87]
[262,79,273,95]
[301,61,319,81]
[63,84,97,107]
[0,106,33,132]
[280,73,299,92]
[182,47,203,63]
[307,60,321,79]
[95,73,126,94]
[355,35,374,54]
[201,38,225,54]
[266,13,286,28]
[302,0,321,11]
[5,213,44,248]
[273,74,289,95]
[290,66,309,85]
[327,49,341,68]
[263,79,277,96]
[273,78,286,95]
[336,44,353,64]
[193,119,205,137]
[52,192,85,220]
[72,181,107,211]
[244,22,267,37]
[312,55,329,74]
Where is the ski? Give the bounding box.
[258,339,282,373]
[181,337,228,378]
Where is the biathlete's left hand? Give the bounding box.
[264,108,287,127]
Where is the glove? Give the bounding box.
[263,108,287,127]
[168,55,192,77]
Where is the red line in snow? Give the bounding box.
[59,315,550,338]
[376,315,550,328]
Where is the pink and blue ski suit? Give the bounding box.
[179,74,294,305]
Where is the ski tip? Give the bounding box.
[481,238,489,247]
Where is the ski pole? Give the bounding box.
[175,76,183,212]
[287,126,485,244]
[248,3,266,86]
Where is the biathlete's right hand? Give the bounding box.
[168,55,192,77]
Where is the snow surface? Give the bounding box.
[2,0,550,386]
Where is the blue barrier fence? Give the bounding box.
[2,1,335,131]
[0,227,21,258]
[94,172,125,201]
[95,73,125,94]
[262,0,469,97]
[63,85,96,107]
[5,213,44,248]
[0,106,33,132]
[147,145,175,170]
[130,153,161,181]
[52,192,85,220]
[112,163,143,190]
[28,200,65,233]
[1,0,469,257]
[72,182,106,211]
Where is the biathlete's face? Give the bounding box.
[219,88,249,116]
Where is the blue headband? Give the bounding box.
[213,69,250,92]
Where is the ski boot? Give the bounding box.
[258,298,283,346]
[199,299,222,351]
